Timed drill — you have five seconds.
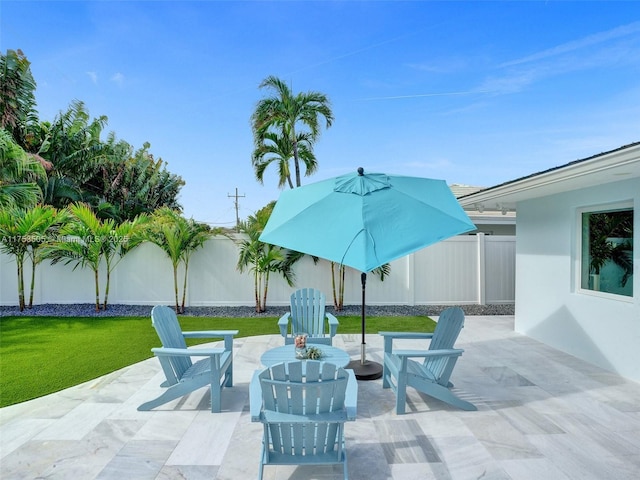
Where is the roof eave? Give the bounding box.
[458,142,640,211]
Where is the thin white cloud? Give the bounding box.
[86,71,98,84]
[501,21,640,68]
[476,68,540,95]
[477,21,640,96]
[285,27,426,76]
[360,22,640,102]
[110,72,125,87]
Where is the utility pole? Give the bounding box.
[227,187,245,232]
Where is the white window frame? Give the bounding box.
[575,201,634,302]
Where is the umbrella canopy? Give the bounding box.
[260,167,476,380]
[260,168,476,272]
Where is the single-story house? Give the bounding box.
[458,142,640,383]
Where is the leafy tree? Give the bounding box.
[41,100,107,187]
[236,202,295,312]
[251,75,333,188]
[40,203,148,311]
[0,205,66,310]
[39,175,82,208]
[37,102,184,221]
[0,49,38,149]
[2,50,184,224]
[0,129,45,209]
[145,208,216,313]
[96,137,184,221]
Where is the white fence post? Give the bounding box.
[407,253,415,306]
[477,233,486,305]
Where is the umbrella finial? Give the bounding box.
[357,167,364,176]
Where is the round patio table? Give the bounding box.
[261,344,351,368]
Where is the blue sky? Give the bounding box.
[2,1,639,227]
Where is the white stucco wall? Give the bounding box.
[515,177,640,382]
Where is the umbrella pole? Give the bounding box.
[361,272,367,364]
[347,272,383,380]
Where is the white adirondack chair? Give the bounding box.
[250,361,357,480]
[138,305,238,413]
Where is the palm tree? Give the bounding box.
[145,208,214,313]
[180,219,223,313]
[251,75,333,188]
[0,129,46,209]
[100,213,150,309]
[252,129,318,189]
[39,203,110,311]
[0,205,65,310]
[236,202,295,312]
[40,203,147,311]
[143,208,187,313]
[24,206,69,308]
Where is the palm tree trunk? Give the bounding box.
[181,260,189,314]
[330,263,345,311]
[254,269,261,312]
[17,255,25,311]
[262,271,270,313]
[173,264,180,314]
[93,268,100,312]
[29,254,36,308]
[331,262,338,309]
[339,265,345,310]
[103,268,110,310]
[291,128,302,187]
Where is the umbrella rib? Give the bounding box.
[339,229,364,269]
[341,228,381,273]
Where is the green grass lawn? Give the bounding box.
[0,314,435,408]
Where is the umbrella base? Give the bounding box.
[347,359,383,381]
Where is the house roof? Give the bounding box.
[458,142,640,212]
[449,183,516,223]
[449,183,484,198]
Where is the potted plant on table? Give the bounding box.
[294,334,323,360]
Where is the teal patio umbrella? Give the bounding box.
[260,168,476,379]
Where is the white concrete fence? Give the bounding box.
[0,233,515,307]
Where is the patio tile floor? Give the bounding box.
[2,315,639,479]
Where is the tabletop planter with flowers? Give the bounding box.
[294,334,323,360]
